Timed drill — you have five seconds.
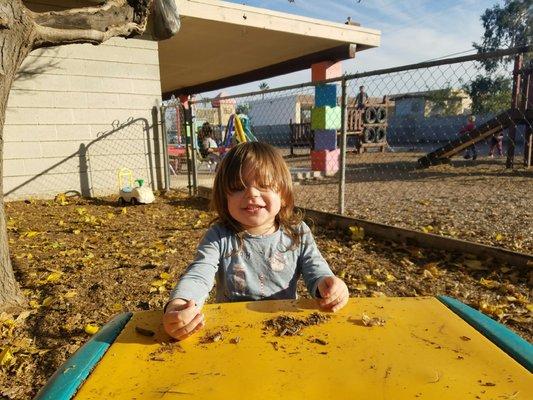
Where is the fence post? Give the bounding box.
[187,106,198,195]
[506,53,523,169]
[160,106,170,192]
[523,67,532,167]
[338,78,347,215]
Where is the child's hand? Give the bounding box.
[163,299,205,340]
[316,276,349,312]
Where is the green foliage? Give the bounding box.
[258,81,270,91]
[425,87,464,116]
[473,0,532,72]
[463,74,512,114]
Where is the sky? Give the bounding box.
[200,0,497,98]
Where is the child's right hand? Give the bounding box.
[163,299,205,341]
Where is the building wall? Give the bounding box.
[248,95,300,126]
[4,36,163,200]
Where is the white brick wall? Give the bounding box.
[4,35,164,200]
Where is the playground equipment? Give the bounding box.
[223,113,257,147]
[117,168,154,205]
[35,297,532,399]
[417,109,533,168]
[418,56,533,168]
[346,96,390,153]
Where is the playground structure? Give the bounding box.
[346,96,390,153]
[418,55,533,168]
[289,96,390,156]
[35,297,532,399]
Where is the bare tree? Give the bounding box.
[0,0,179,311]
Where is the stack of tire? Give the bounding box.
[361,105,387,144]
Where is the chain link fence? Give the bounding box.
[162,47,532,254]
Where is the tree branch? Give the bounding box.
[33,23,145,49]
[30,0,153,50]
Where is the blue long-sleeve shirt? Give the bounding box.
[169,222,334,307]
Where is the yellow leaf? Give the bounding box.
[364,275,383,286]
[29,300,40,309]
[64,291,77,299]
[158,285,167,293]
[72,229,81,235]
[160,272,171,280]
[121,207,127,214]
[479,302,505,319]
[84,324,100,335]
[495,233,504,241]
[422,269,434,279]
[479,278,499,289]
[58,220,65,226]
[421,225,434,233]
[107,213,115,219]
[22,231,42,239]
[193,219,202,228]
[46,272,63,283]
[354,284,367,291]
[423,263,442,278]
[526,304,533,313]
[386,273,396,282]
[0,347,14,366]
[42,296,54,307]
[151,279,167,287]
[54,193,68,206]
[154,242,166,252]
[76,208,87,215]
[111,303,123,312]
[349,226,365,241]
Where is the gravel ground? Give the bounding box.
[287,150,533,255]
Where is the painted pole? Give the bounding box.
[338,78,348,214]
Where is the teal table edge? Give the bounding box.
[33,312,133,400]
[437,295,532,372]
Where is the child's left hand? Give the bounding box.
[316,276,349,312]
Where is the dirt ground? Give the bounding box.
[287,150,533,254]
[0,190,531,399]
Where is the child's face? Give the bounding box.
[226,167,282,235]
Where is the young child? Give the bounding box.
[459,115,477,160]
[163,142,349,340]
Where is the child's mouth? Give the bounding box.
[244,205,264,212]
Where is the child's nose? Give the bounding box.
[244,186,260,197]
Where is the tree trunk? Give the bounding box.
[0,0,35,310]
[0,0,179,311]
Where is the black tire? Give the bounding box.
[376,106,387,123]
[118,197,126,206]
[363,127,376,143]
[375,126,387,143]
[363,106,377,124]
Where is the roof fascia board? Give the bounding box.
[177,0,380,46]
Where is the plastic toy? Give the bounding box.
[117,168,154,205]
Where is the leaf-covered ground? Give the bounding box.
[1,190,531,399]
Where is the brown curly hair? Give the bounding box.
[210,142,302,250]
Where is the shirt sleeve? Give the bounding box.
[297,222,334,298]
[168,226,222,308]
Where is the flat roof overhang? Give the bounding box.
[160,0,381,98]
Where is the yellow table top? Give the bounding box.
[74,297,531,399]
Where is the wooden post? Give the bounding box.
[523,68,532,168]
[506,54,523,169]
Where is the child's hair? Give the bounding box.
[211,142,302,248]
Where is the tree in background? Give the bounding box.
[0,0,179,311]
[464,0,531,114]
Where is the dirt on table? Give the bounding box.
[263,313,331,337]
[0,190,531,399]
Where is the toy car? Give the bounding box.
[118,180,155,205]
[117,168,155,205]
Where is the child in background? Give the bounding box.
[489,131,504,158]
[163,142,349,340]
[460,115,477,160]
